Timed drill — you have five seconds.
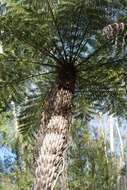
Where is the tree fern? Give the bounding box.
[0,0,127,189]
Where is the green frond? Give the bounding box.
[18,99,41,138]
[18,94,44,141]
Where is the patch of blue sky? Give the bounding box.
[0,145,16,173]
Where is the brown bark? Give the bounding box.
[34,64,76,190]
[59,157,69,190]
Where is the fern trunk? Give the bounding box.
[34,65,76,190]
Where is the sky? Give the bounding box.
[0,146,16,173]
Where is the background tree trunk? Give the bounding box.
[109,115,114,155]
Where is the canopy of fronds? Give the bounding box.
[0,0,127,139]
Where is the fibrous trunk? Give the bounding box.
[34,65,75,190]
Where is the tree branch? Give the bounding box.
[47,0,67,62]
[76,41,110,68]
[69,8,82,63]
[0,71,55,89]
[78,57,127,74]
[72,22,90,63]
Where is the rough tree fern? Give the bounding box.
[0,0,127,189]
